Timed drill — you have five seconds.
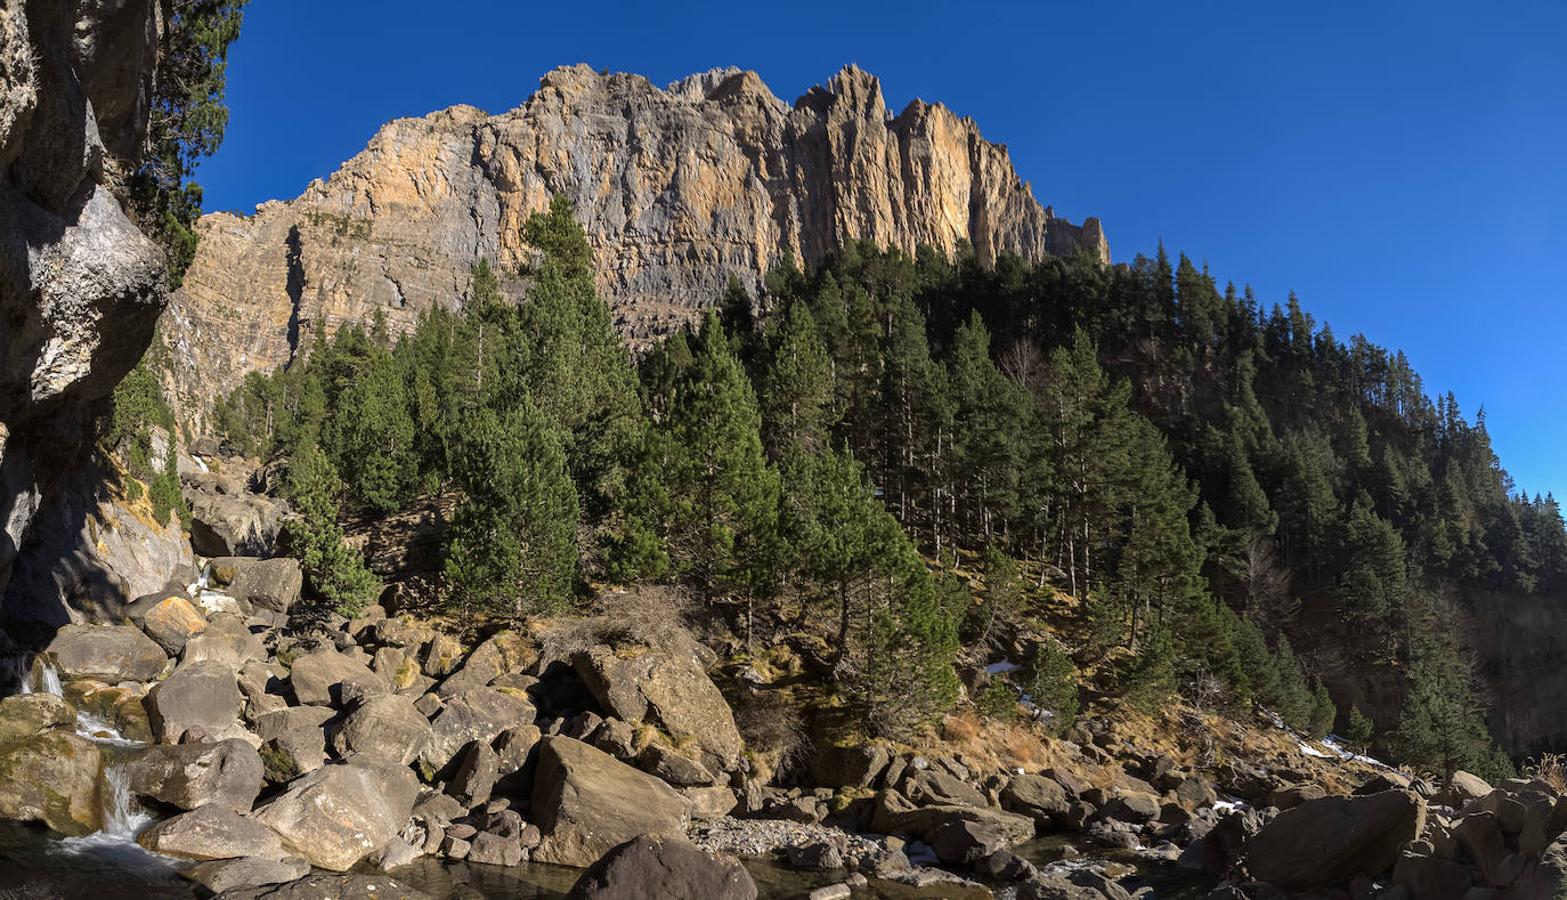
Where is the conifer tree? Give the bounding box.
[283,443,379,616]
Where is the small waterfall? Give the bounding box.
[18,659,62,696]
[98,763,151,840]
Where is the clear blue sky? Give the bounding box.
[200,0,1567,500]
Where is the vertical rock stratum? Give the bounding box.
[0,0,168,602]
[163,63,1108,420]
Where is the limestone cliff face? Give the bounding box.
[164,64,1108,420]
[0,0,167,606]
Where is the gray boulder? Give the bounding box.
[181,616,267,671]
[1002,774,1071,825]
[419,687,533,776]
[1242,790,1426,891]
[288,648,388,708]
[137,805,287,860]
[332,693,432,766]
[208,557,302,615]
[252,756,420,871]
[45,623,167,682]
[188,493,286,559]
[182,856,310,894]
[210,872,434,899]
[531,737,691,867]
[145,659,244,743]
[125,739,263,812]
[567,834,756,899]
[126,593,210,655]
[573,642,743,773]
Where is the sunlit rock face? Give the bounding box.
[162,63,1108,425]
[0,0,167,605]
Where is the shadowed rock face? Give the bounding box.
[0,0,167,607]
[163,63,1109,423]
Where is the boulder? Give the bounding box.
[181,617,267,671]
[188,493,286,559]
[1392,852,1474,899]
[210,872,434,900]
[260,726,327,784]
[869,789,1035,846]
[254,705,335,741]
[129,593,209,655]
[466,830,524,867]
[573,643,743,773]
[448,740,500,807]
[566,834,757,900]
[810,743,892,789]
[1267,782,1328,810]
[332,693,432,766]
[0,692,75,746]
[182,856,310,894]
[637,741,715,786]
[125,739,263,812]
[138,805,288,860]
[419,687,533,776]
[252,756,420,871]
[45,624,167,682]
[288,648,388,708]
[1242,790,1426,891]
[531,737,691,867]
[436,631,536,698]
[0,731,102,834]
[208,557,302,615]
[685,786,739,820]
[1505,840,1567,899]
[1453,812,1509,886]
[145,659,244,743]
[1444,771,1494,808]
[900,768,988,809]
[929,819,1009,865]
[1003,773,1071,825]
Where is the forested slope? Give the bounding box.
[213,198,1561,779]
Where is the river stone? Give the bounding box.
[332,693,432,766]
[573,643,743,772]
[0,692,75,747]
[288,648,388,708]
[145,659,244,743]
[419,687,533,776]
[1242,790,1426,891]
[182,856,310,893]
[252,756,420,871]
[137,805,287,860]
[45,624,168,682]
[125,738,263,812]
[207,557,302,615]
[869,788,1035,846]
[810,743,891,789]
[531,736,691,867]
[254,705,335,741]
[0,731,102,835]
[211,872,434,899]
[260,726,327,783]
[132,594,210,655]
[567,834,756,899]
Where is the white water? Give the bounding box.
[20,659,63,696]
[97,764,152,840]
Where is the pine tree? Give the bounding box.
[1343,704,1375,752]
[283,443,379,616]
[1308,678,1337,738]
[1027,640,1080,736]
[759,301,833,456]
[445,403,579,621]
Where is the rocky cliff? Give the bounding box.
[0,0,168,606]
[163,63,1108,421]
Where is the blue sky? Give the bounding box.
[200,0,1567,499]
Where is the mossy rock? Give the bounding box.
[0,731,103,835]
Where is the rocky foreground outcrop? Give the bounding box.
[162,63,1109,422]
[0,0,169,608]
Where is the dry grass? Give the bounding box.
[1526,753,1567,793]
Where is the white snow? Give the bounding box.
[984,660,1021,675]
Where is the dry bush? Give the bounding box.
[941,710,982,744]
[732,688,811,783]
[537,585,697,655]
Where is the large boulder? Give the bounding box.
[181,616,267,671]
[870,789,1035,846]
[1242,790,1426,891]
[182,856,311,895]
[208,557,302,616]
[1002,773,1072,826]
[810,743,891,789]
[0,731,102,834]
[211,872,434,899]
[125,592,209,655]
[45,623,167,682]
[188,493,286,559]
[0,692,75,746]
[567,834,757,899]
[138,805,287,860]
[288,648,388,708]
[332,693,432,766]
[1504,839,1567,899]
[573,643,743,773]
[531,737,691,867]
[145,659,244,743]
[419,687,533,775]
[252,756,420,871]
[125,739,263,813]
